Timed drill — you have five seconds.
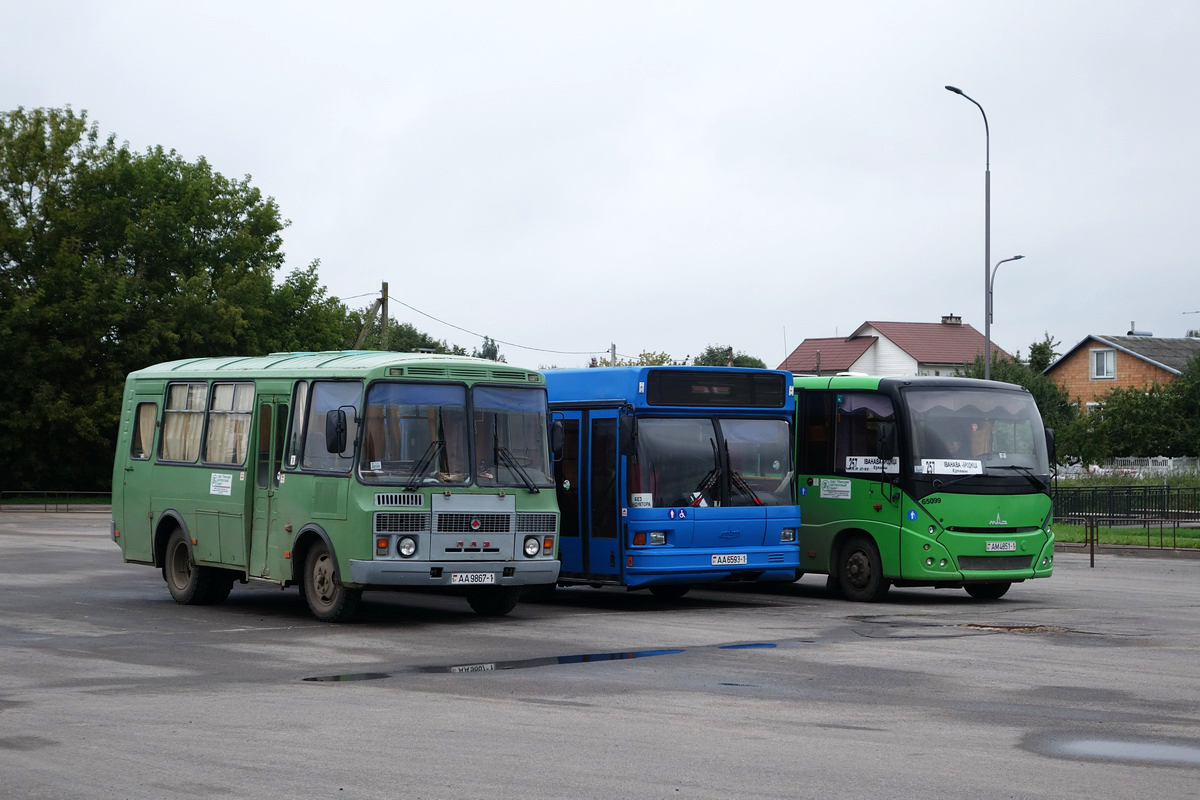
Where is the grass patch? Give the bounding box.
[1054,522,1200,548]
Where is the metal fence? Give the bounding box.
[0,491,111,512]
[1051,485,1200,524]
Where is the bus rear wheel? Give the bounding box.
[163,529,220,605]
[467,587,521,617]
[649,585,691,600]
[836,534,890,602]
[302,541,362,622]
[965,582,1011,600]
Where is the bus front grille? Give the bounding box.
[958,555,1033,571]
[436,513,511,533]
[517,513,557,533]
[374,512,431,533]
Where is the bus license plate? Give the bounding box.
[451,572,496,585]
[712,553,748,566]
[985,541,1017,552]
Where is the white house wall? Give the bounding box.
[854,326,919,375]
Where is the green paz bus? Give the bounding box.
[792,374,1055,601]
[111,352,560,621]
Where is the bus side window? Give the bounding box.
[285,381,309,469]
[799,393,834,474]
[130,402,158,460]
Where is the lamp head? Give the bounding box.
[945,85,963,94]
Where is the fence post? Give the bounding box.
[1088,517,1096,568]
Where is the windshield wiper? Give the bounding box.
[495,445,540,493]
[724,439,763,505]
[989,464,1049,492]
[403,440,444,490]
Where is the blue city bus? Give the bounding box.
[543,366,801,598]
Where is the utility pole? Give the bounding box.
[610,343,617,366]
[380,282,389,351]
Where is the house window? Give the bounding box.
[1090,348,1115,379]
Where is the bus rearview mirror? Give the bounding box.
[877,421,897,463]
[619,416,637,456]
[325,409,347,454]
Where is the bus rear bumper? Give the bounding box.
[348,559,560,588]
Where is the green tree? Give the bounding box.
[472,335,506,362]
[590,350,677,367]
[1026,332,1061,373]
[0,106,347,491]
[693,344,767,368]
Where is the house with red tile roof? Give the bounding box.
[778,315,1009,376]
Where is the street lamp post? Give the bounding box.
[944,85,994,379]
[988,255,1025,376]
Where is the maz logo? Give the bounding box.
[719,531,740,539]
[987,513,1008,526]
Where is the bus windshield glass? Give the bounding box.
[473,386,554,489]
[359,383,469,485]
[630,418,793,507]
[904,388,1050,477]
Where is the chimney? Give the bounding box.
[941,314,962,325]
[1127,321,1153,337]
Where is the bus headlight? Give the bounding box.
[649,531,667,545]
[397,536,418,558]
[523,536,541,557]
[781,528,797,543]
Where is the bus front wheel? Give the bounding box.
[467,587,521,617]
[164,529,221,605]
[965,582,1011,600]
[302,541,362,622]
[836,535,890,602]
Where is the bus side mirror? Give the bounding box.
[877,422,897,463]
[619,416,637,456]
[1045,428,1057,467]
[550,419,564,460]
[325,409,347,454]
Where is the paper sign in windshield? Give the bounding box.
[922,459,983,476]
[844,456,899,474]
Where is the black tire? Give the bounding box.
[163,529,217,604]
[467,586,521,617]
[302,541,362,622]
[825,573,842,597]
[648,584,691,600]
[521,583,557,603]
[836,534,890,602]
[204,571,236,605]
[965,582,1011,600]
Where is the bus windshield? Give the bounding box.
[904,388,1050,477]
[630,418,793,507]
[473,386,554,490]
[359,383,469,485]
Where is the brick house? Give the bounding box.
[1044,334,1200,410]
[778,316,1009,376]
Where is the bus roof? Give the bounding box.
[791,373,1029,394]
[127,351,543,384]
[545,366,794,409]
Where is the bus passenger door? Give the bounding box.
[553,418,584,576]
[585,411,621,580]
[249,396,289,578]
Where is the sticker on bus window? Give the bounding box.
[922,459,983,476]
[631,493,653,508]
[820,479,851,500]
[844,456,899,474]
[210,473,233,496]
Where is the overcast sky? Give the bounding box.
[7,1,1199,368]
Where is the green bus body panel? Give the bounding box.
[111,351,558,590]
[792,374,1053,587]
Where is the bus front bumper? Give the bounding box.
[348,559,560,588]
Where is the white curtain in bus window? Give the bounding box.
[302,381,362,471]
[162,382,207,462]
[130,402,157,460]
[834,393,895,475]
[205,383,254,465]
